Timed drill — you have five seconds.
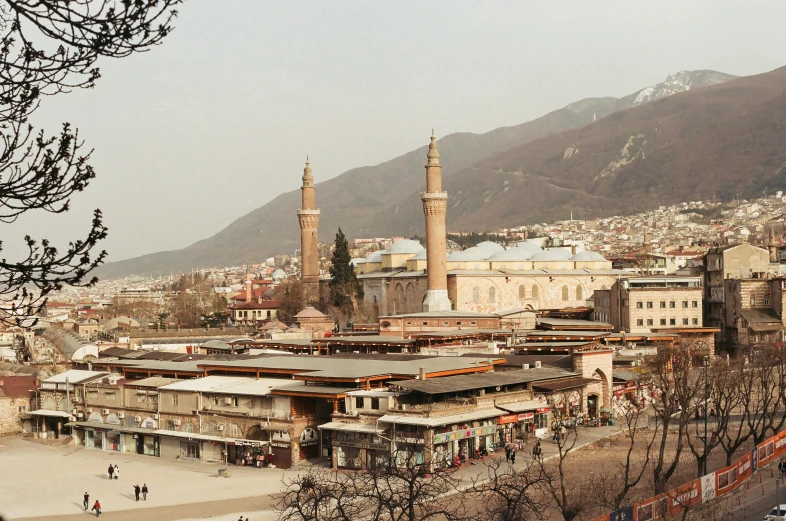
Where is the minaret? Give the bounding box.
[298,158,320,302]
[769,227,778,263]
[421,131,452,311]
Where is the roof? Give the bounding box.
[379,408,507,427]
[532,377,598,392]
[612,370,640,382]
[393,367,577,394]
[124,377,179,388]
[411,249,428,261]
[0,375,36,398]
[571,251,608,262]
[497,400,549,413]
[29,409,71,418]
[475,241,505,253]
[447,247,493,262]
[199,340,232,351]
[229,300,282,310]
[294,306,329,319]
[536,318,612,329]
[99,347,145,359]
[530,248,573,262]
[488,249,537,262]
[740,308,783,324]
[159,376,285,396]
[381,310,499,319]
[318,422,384,433]
[387,239,424,255]
[42,370,109,384]
[461,353,574,370]
[510,241,543,255]
[364,250,386,263]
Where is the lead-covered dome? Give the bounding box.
[386,239,424,255]
[487,248,536,262]
[448,246,493,262]
[475,241,505,253]
[530,248,573,262]
[570,251,607,262]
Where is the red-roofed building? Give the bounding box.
[228,300,283,325]
[0,375,36,434]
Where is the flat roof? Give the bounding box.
[536,318,613,328]
[380,310,500,319]
[320,335,415,345]
[318,422,384,433]
[124,377,179,388]
[532,377,598,392]
[160,376,289,396]
[42,370,109,384]
[379,407,507,427]
[393,367,577,394]
[523,331,610,339]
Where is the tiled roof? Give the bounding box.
[0,375,36,398]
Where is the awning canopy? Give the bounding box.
[29,410,71,418]
[152,430,233,443]
[66,421,156,435]
[497,400,550,413]
[318,422,384,433]
[532,377,598,392]
[749,323,783,332]
[378,408,506,428]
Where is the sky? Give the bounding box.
[6,0,786,263]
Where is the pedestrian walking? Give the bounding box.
[505,446,511,462]
[113,464,119,480]
[511,450,516,464]
[142,484,148,501]
[133,485,141,501]
[91,500,101,517]
[107,465,114,480]
[83,492,90,511]
[559,425,566,440]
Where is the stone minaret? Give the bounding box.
[421,131,452,311]
[298,158,320,302]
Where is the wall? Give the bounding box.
[0,396,29,434]
[625,288,703,333]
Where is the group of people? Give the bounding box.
[107,464,119,479]
[504,445,517,464]
[82,465,151,517]
[133,484,149,501]
[239,451,274,468]
[531,440,543,461]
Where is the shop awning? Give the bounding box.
[318,422,384,433]
[378,408,507,428]
[65,421,156,435]
[532,377,598,392]
[152,430,234,443]
[230,438,268,446]
[29,409,71,418]
[497,401,549,413]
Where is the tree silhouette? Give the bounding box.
[328,228,363,321]
[0,0,180,326]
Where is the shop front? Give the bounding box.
[496,401,552,439]
[67,421,159,454]
[228,439,269,468]
[154,430,228,462]
[319,422,389,470]
[433,424,496,465]
[29,410,72,439]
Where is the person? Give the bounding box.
[92,500,101,517]
[142,484,148,501]
[505,446,511,462]
[511,450,516,464]
[559,425,567,440]
[107,465,114,480]
[453,454,461,468]
[133,484,141,502]
[113,464,119,479]
[83,492,90,511]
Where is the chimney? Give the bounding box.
[418,367,426,380]
[245,276,252,302]
[570,244,577,255]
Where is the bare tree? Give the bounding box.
[0,0,180,326]
[537,426,586,521]
[467,458,549,521]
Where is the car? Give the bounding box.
[764,504,786,520]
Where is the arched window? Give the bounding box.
[518,285,526,299]
[472,286,481,304]
[576,285,583,301]
[561,285,569,301]
[489,286,497,304]
[406,283,415,313]
[532,285,539,299]
[395,284,405,314]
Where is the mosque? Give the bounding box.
[298,132,623,317]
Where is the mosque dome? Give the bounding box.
[487,248,536,262]
[475,241,505,253]
[530,248,573,262]
[411,249,428,260]
[272,269,287,282]
[510,241,544,256]
[447,247,493,262]
[386,239,425,255]
[364,250,385,263]
[570,251,607,262]
[350,258,365,266]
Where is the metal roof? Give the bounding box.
[393,368,577,394]
[381,310,500,319]
[378,407,507,427]
[159,376,286,396]
[318,422,384,433]
[42,370,109,384]
[532,377,598,392]
[497,400,550,413]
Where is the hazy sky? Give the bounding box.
[7,0,786,263]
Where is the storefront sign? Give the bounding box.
[433,425,496,444]
[300,441,318,447]
[517,413,534,422]
[498,414,518,425]
[271,442,290,448]
[536,407,549,413]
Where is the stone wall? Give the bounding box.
[0,397,29,434]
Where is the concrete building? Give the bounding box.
[298,159,320,303]
[593,276,703,333]
[723,277,786,349]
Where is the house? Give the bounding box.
[0,375,36,434]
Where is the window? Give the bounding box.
[669,301,676,308]
[233,396,239,407]
[561,286,569,301]
[18,405,26,413]
[622,300,628,308]
[457,321,462,325]
[472,286,480,304]
[532,285,539,299]
[692,318,699,325]
[442,321,449,326]
[636,302,643,309]
[682,301,689,308]
[470,321,477,325]
[576,285,583,301]
[138,394,147,404]
[172,394,178,406]
[422,321,428,326]
[406,321,412,325]
[355,397,364,409]
[249,398,255,409]
[660,301,666,309]
[647,301,653,309]
[228,424,242,438]
[214,396,219,406]
[636,319,644,326]
[765,298,771,305]
[670,318,676,325]
[489,286,497,304]
[751,297,756,306]
[370,397,380,410]
[683,318,689,325]
[519,285,526,299]
[692,301,698,308]
[647,319,654,326]
[660,318,667,326]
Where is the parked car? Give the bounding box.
[764,504,786,521]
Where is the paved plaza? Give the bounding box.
[0,423,623,521]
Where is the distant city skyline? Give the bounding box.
[8,0,786,263]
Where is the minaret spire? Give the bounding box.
[298,158,320,303]
[421,131,451,312]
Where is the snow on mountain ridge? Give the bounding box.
[632,70,737,106]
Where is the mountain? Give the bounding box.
[97,69,739,278]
